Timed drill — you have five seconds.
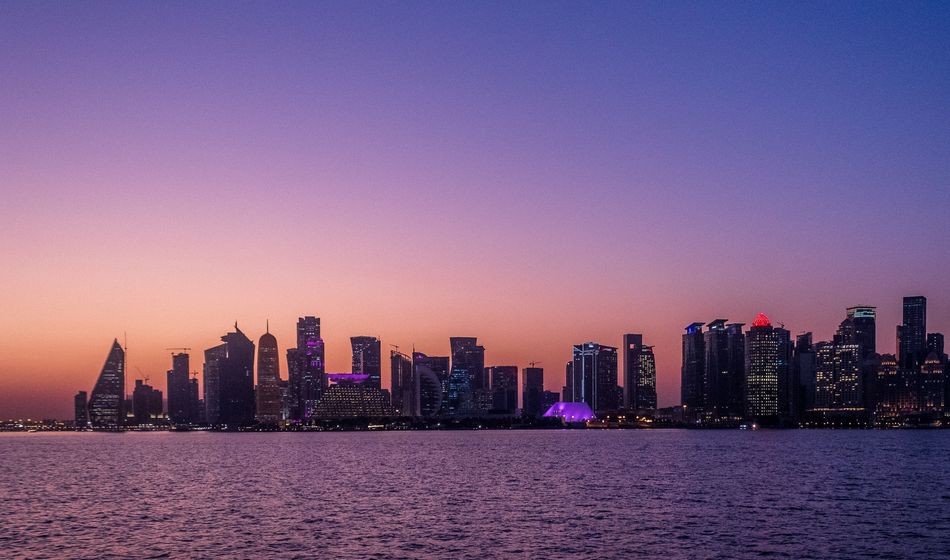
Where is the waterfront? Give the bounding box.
[1,430,948,559]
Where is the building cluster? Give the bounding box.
[73,295,947,429]
[678,296,949,427]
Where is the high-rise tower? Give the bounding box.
[351,336,382,390]
[87,339,125,429]
[623,333,657,411]
[745,313,779,421]
[898,296,927,368]
[256,323,282,424]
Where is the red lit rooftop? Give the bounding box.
[752,313,771,327]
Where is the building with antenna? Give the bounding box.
[87,339,125,429]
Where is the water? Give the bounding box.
[1,430,948,559]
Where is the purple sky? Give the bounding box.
[1,2,948,419]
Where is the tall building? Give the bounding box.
[874,354,903,422]
[203,344,226,425]
[448,337,484,416]
[413,352,449,417]
[775,326,793,419]
[285,347,301,421]
[132,379,163,425]
[919,352,945,414]
[351,336,382,389]
[569,342,619,414]
[843,306,877,357]
[814,342,862,410]
[390,350,413,415]
[521,367,545,418]
[295,316,326,421]
[898,296,927,368]
[74,391,88,429]
[681,323,705,414]
[166,352,192,424]
[487,366,518,414]
[256,324,282,424]
[702,321,730,418]
[725,323,746,418]
[745,313,779,421]
[213,323,256,427]
[926,333,945,359]
[88,339,125,429]
[793,333,817,413]
[623,334,657,412]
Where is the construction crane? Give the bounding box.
[135,366,149,385]
[165,347,191,355]
[529,361,542,367]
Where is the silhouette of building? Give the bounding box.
[681,323,705,416]
[793,333,817,413]
[74,391,88,429]
[745,313,779,422]
[390,350,413,415]
[569,342,618,414]
[843,306,877,357]
[292,316,325,421]
[256,323,282,424]
[166,352,192,424]
[88,339,125,429]
[898,296,927,368]
[487,366,518,414]
[413,352,449,417]
[448,337,484,416]
[623,334,657,412]
[132,379,163,425]
[522,366,544,418]
[351,336,381,390]
[927,333,945,360]
[203,343,226,425]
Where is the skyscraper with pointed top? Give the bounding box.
[87,339,125,429]
[256,321,282,424]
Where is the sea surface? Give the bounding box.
[1,430,949,559]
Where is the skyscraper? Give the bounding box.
[814,341,862,410]
[285,347,301,421]
[216,324,256,427]
[623,334,657,412]
[745,313,779,421]
[390,350,413,415]
[256,324,282,424]
[296,316,326,421]
[844,306,877,357]
[898,296,927,368]
[87,339,125,429]
[725,323,746,418]
[413,352,449,417]
[702,321,729,418]
[487,366,518,414]
[351,336,382,390]
[570,342,619,414]
[681,323,705,414]
[448,337,484,416]
[132,379,163,425]
[793,332,817,413]
[521,366,544,418]
[166,352,191,424]
[203,343,226,425]
[73,391,88,429]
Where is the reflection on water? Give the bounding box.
[1,430,948,559]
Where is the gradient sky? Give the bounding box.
[2,2,949,419]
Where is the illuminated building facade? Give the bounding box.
[448,337,484,416]
[256,325,282,424]
[569,342,619,414]
[351,336,381,390]
[87,339,125,429]
[623,333,657,412]
[745,313,779,421]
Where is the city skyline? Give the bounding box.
[3,3,950,419]
[5,292,947,420]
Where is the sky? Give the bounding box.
[1,1,949,419]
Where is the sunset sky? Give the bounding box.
[2,2,948,419]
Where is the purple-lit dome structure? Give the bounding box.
[543,402,596,422]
